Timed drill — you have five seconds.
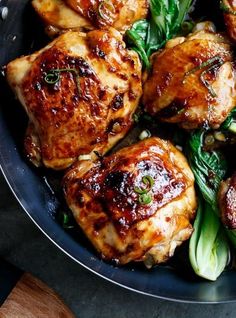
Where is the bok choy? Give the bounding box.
[187,130,231,280]
[187,130,227,209]
[189,197,229,281]
[126,0,193,68]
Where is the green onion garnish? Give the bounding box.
[184,56,221,78]
[139,130,151,140]
[139,193,153,205]
[142,175,154,188]
[61,212,74,229]
[134,186,148,195]
[44,71,60,84]
[183,56,224,97]
[200,58,224,98]
[98,0,115,20]
[134,175,154,205]
[44,68,80,94]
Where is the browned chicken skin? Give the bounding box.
[65,0,149,30]
[6,29,142,170]
[32,0,149,35]
[63,137,197,266]
[219,172,236,229]
[143,28,236,129]
[222,0,236,41]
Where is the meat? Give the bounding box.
[218,172,236,229]
[32,0,149,35]
[143,27,236,129]
[221,0,236,41]
[32,0,92,36]
[6,28,142,170]
[63,137,197,266]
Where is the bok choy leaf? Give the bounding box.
[187,130,227,209]
[126,0,193,68]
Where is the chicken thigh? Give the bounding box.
[32,0,93,36]
[6,29,142,170]
[63,137,197,266]
[32,0,149,35]
[143,27,236,129]
[221,0,236,41]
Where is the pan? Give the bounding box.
[1,0,236,303]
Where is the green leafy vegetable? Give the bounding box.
[187,128,236,262]
[126,20,150,68]
[126,0,193,68]
[189,197,229,281]
[187,130,227,208]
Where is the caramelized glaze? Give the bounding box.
[7,29,142,169]
[63,137,197,265]
[143,30,236,129]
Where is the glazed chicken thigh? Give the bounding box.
[32,0,93,35]
[32,0,149,35]
[143,27,236,129]
[6,28,142,170]
[63,137,197,266]
[221,0,236,41]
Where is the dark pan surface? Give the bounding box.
[1,0,236,303]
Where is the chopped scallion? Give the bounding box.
[139,193,153,205]
[78,154,92,161]
[228,122,236,134]
[44,68,80,95]
[139,130,151,140]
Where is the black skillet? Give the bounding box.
[1,0,236,303]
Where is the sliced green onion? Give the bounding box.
[135,175,155,205]
[98,0,115,20]
[214,131,226,142]
[200,61,223,98]
[44,71,60,84]
[183,56,224,97]
[60,212,74,229]
[78,154,92,161]
[228,122,236,133]
[134,186,148,195]
[139,193,153,205]
[142,175,154,188]
[204,134,215,146]
[184,56,222,78]
[44,68,80,94]
[139,129,151,140]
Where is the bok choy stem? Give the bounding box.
[189,197,229,281]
